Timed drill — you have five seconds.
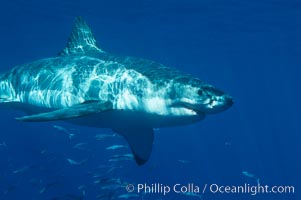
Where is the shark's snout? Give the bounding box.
[201,93,233,114]
[185,85,233,115]
[224,94,234,106]
[170,84,233,116]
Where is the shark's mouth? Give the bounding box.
[170,102,205,117]
[171,94,233,115]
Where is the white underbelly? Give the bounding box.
[66,110,204,129]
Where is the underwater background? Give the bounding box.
[0,0,300,199]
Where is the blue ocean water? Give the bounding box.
[0,0,300,200]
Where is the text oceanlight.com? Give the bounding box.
[126,183,295,196]
[209,183,295,195]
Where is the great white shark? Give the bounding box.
[0,17,233,165]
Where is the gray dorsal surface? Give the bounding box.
[59,16,102,56]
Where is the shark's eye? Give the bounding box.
[198,89,203,96]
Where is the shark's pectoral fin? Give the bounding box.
[16,101,112,122]
[114,127,154,165]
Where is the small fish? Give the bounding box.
[224,141,232,147]
[101,184,121,190]
[110,154,133,159]
[108,157,133,162]
[242,171,255,178]
[242,171,260,184]
[117,193,140,199]
[40,181,60,194]
[93,174,103,179]
[53,125,69,133]
[67,158,88,165]
[180,192,202,199]
[13,166,30,174]
[77,185,86,190]
[40,187,46,194]
[53,125,75,140]
[95,133,116,140]
[177,160,192,164]
[0,141,7,147]
[109,154,133,162]
[95,178,121,185]
[77,185,86,197]
[40,149,47,154]
[106,166,123,174]
[72,143,88,150]
[106,145,126,150]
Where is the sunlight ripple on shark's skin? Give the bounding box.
[0,17,233,165]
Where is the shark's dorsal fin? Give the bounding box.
[59,16,103,56]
